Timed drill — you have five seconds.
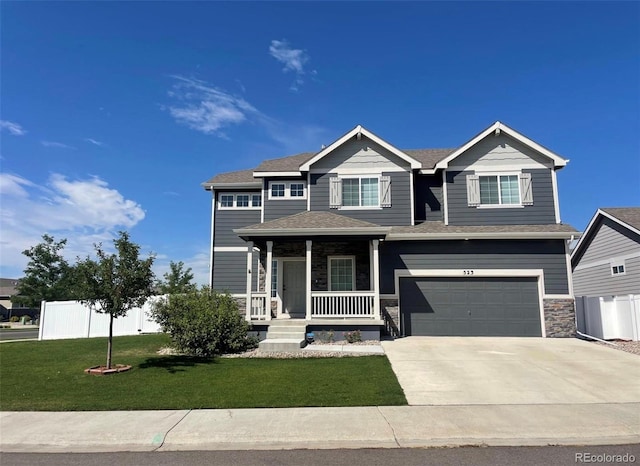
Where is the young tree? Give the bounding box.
[13,234,73,308]
[77,231,155,369]
[157,261,196,295]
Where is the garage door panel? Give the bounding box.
[400,277,542,337]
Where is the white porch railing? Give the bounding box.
[311,291,376,318]
[250,293,269,320]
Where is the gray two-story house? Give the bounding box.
[203,122,579,345]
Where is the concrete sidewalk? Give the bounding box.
[2,403,639,452]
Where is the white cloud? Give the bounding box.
[164,76,329,151]
[269,40,311,91]
[0,120,27,136]
[41,141,75,149]
[166,75,259,137]
[84,138,103,146]
[0,172,145,278]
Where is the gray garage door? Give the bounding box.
[399,277,542,337]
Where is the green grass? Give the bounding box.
[0,334,407,411]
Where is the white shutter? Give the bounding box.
[380,176,391,207]
[466,174,480,207]
[519,172,533,205]
[329,177,342,208]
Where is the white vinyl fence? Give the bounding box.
[575,294,640,341]
[38,298,163,341]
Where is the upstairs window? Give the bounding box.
[611,261,626,276]
[271,183,285,198]
[467,172,533,207]
[290,183,305,197]
[220,194,234,208]
[218,193,261,209]
[236,194,249,207]
[479,175,519,205]
[268,181,306,199]
[330,175,391,209]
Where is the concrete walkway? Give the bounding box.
[1,403,639,452]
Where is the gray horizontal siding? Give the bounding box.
[447,169,557,225]
[212,251,258,294]
[264,199,307,221]
[414,174,443,222]
[577,218,640,265]
[214,209,261,247]
[263,177,308,222]
[310,171,412,225]
[379,239,568,295]
[310,137,410,171]
[573,256,640,297]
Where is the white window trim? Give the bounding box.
[328,256,356,292]
[217,192,262,210]
[611,260,626,276]
[268,181,307,200]
[476,172,523,208]
[338,174,381,210]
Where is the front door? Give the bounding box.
[283,261,306,318]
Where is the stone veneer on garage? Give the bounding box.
[543,298,576,337]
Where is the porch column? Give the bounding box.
[245,242,253,322]
[306,240,312,320]
[372,239,381,320]
[265,241,273,321]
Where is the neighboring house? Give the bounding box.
[0,278,35,320]
[203,121,579,343]
[571,208,640,340]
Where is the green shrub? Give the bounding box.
[150,286,258,357]
[9,316,19,323]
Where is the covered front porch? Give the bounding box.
[234,212,389,323]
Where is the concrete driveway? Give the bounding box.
[381,337,640,406]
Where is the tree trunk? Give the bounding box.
[107,313,114,369]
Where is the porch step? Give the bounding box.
[259,339,306,352]
[259,321,307,352]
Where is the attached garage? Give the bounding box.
[399,276,543,337]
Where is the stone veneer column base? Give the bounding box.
[543,298,576,338]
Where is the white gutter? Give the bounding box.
[234,227,391,237]
[202,182,262,190]
[387,231,581,241]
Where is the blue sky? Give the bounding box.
[1,1,638,283]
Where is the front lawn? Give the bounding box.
[0,334,406,410]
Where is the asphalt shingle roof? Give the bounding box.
[238,211,383,231]
[601,207,640,231]
[205,148,456,186]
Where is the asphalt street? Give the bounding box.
[0,328,39,341]
[3,445,639,466]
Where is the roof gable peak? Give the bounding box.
[434,121,568,170]
[300,125,421,171]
